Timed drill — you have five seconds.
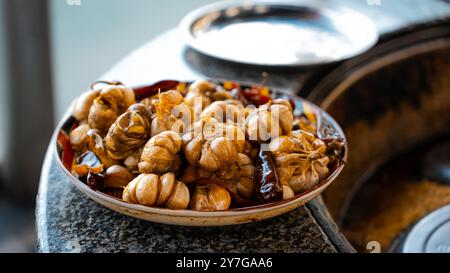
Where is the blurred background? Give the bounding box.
[0,0,217,253]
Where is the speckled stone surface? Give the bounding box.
[37,150,337,253]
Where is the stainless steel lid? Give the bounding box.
[180,0,379,66]
[402,204,450,253]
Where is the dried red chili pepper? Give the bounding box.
[133,80,180,101]
[255,149,283,204]
[57,130,75,171]
[240,86,271,106]
[231,88,249,105]
[223,81,240,91]
[86,171,105,191]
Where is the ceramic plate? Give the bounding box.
[53,80,347,226]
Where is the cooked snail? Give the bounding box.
[104,104,152,160]
[86,129,116,168]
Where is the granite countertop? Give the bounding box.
[36,0,450,253]
[38,151,338,253]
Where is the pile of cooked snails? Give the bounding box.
[64,79,345,211]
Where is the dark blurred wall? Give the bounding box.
[0,0,7,183]
[2,0,54,201]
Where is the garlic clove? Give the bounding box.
[165,181,190,209]
[282,185,295,200]
[189,80,216,93]
[155,173,175,206]
[191,184,231,211]
[105,165,133,188]
[123,177,139,203]
[184,138,203,166]
[69,124,90,151]
[135,174,158,206]
[124,153,139,171]
[72,90,98,121]
[237,177,255,200]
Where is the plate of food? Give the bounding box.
[54,79,346,226]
